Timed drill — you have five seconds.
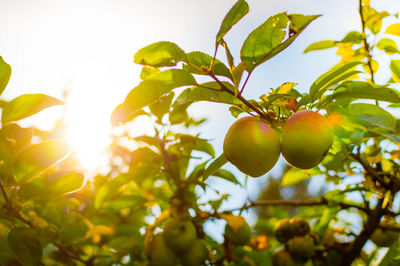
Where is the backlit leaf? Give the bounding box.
[241,13,319,71]
[385,23,400,36]
[134,41,187,67]
[281,168,318,186]
[2,94,63,124]
[216,0,249,44]
[219,214,245,233]
[0,56,11,96]
[377,38,400,54]
[95,174,131,209]
[183,51,232,80]
[203,153,228,181]
[347,103,396,131]
[46,171,84,196]
[390,60,400,83]
[304,40,336,53]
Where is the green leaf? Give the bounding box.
[303,40,336,53]
[309,61,361,102]
[363,6,389,34]
[331,81,400,103]
[241,13,319,71]
[341,31,363,43]
[149,92,174,121]
[203,153,228,181]
[103,194,147,210]
[390,60,400,82]
[0,56,11,96]
[174,81,242,107]
[140,66,160,80]
[177,134,215,157]
[385,23,400,36]
[111,69,196,125]
[281,168,320,186]
[377,38,400,54]
[216,0,249,44]
[183,51,233,80]
[347,103,396,131]
[8,227,42,265]
[45,171,84,196]
[379,242,400,266]
[211,169,240,185]
[14,140,70,183]
[134,41,187,67]
[378,133,400,144]
[1,94,63,124]
[169,102,191,125]
[95,173,130,209]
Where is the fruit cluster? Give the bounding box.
[147,218,208,266]
[223,110,334,177]
[272,218,316,265]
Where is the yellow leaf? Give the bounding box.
[337,43,355,62]
[276,82,297,94]
[385,23,400,36]
[219,213,245,233]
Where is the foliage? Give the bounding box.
[1,0,400,265]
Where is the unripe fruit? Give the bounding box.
[287,235,315,262]
[179,239,208,266]
[274,218,295,243]
[163,219,197,252]
[223,117,280,177]
[371,228,399,247]
[225,221,252,246]
[281,110,334,169]
[272,248,303,266]
[290,217,310,236]
[148,234,178,266]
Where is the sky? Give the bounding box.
[1,0,400,243]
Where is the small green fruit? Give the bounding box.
[282,110,334,169]
[223,116,280,177]
[163,219,197,252]
[225,221,252,246]
[274,218,295,243]
[148,234,178,266]
[272,248,303,266]
[287,235,315,262]
[371,227,399,247]
[179,239,208,266]
[290,217,310,236]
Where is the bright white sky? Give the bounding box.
[1,0,400,242]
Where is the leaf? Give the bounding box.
[216,0,249,44]
[347,103,396,131]
[390,60,400,83]
[45,171,84,196]
[149,92,174,121]
[14,140,70,183]
[1,94,63,124]
[111,69,196,125]
[304,40,336,53]
[8,227,42,265]
[95,174,131,209]
[203,153,228,181]
[241,13,319,71]
[340,31,363,43]
[385,23,400,36]
[140,66,160,80]
[281,168,319,186]
[331,81,400,103]
[0,56,11,96]
[211,169,240,185]
[177,134,215,157]
[276,82,298,94]
[376,38,400,54]
[363,5,389,34]
[134,41,187,67]
[309,61,361,101]
[169,102,191,125]
[174,81,242,107]
[183,51,232,80]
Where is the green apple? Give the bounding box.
[179,239,208,266]
[287,235,315,262]
[282,110,334,169]
[223,116,280,177]
[225,221,252,246]
[148,234,178,266]
[163,219,197,252]
[290,217,310,236]
[274,218,295,243]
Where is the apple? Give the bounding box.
[371,227,399,247]
[281,110,334,169]
[163,219,197,252]
[179,239,208,266]
[225,221,252,246]
[274,218,295,243]
[272,248,303,266]
[148,234,178,266]
[287,235,315,262]
[223,116,280,177]
[290,217,310,236]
